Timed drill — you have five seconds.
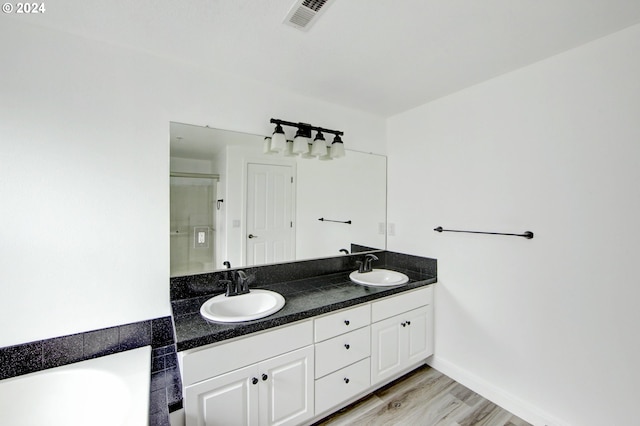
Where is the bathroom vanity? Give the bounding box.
[170,251,436,425]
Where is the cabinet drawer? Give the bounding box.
[315,358,370,415]
[314,304,370,342]
[180,320,313,386]
[371,286,433,323]
[315,326,370,378]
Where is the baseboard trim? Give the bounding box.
[427,356,570,426]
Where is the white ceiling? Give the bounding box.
[17,0,640,117]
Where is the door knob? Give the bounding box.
[248,234,258,239]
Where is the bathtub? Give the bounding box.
[0,345,151,426]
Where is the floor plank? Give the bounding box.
[314,365,531,426]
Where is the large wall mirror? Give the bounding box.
[170,122,387,277]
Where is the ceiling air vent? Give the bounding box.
[283,0,336,31]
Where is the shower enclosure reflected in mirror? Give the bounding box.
[170,122,387,277]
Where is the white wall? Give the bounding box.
[296,151,387,259]
[0,19,385,348]
[387,24,640,426]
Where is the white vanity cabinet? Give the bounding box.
[178,284,435,425]
[370,286,434,385]
[180,321,315,426]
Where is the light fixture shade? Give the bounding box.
[319,145,333,161]
[311,131,327,157]
[330,134,346,158]
[283,140,296,157]
[263,137,274,154]
[301,143,315,159]
[270,124,286,152]
[292,128,310,155]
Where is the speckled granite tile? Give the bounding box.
[151,370,167,391]
[149,411,170,426]
[119,321,152,351]
[152,317,174,347]
[83,326,119,359]
[0,341,42,380]
[149,388,168,414]
[42,333,84,369]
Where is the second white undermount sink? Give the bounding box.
[200,289,285,323]
[349,269,409,287]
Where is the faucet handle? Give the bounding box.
[217,279,232,288]
[217,279,234,297]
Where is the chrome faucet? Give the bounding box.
[358,254,378,273]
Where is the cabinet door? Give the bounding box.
[405,305,432,365]
[371,305,433,385]
[184,364,259,426]
[258,346,315,426]
[371,315,404,385]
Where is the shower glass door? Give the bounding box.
[170,176,217,276]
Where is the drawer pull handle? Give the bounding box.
[262,374,268,381]
[344,344,350,350]
[344,320,350,326]
[344,378,350,384]
[251,377,258,385]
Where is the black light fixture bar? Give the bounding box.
[270,118,344,136]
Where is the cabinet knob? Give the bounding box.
[251,377,258,385]
[343,378,350,384]
[262,373,268,381]
[406,320,411,326]
[344,320,350,326]
[401,322,406,327]
[344,344,350,350]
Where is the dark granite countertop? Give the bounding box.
[171,267,436,351]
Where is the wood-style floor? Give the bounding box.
[314,365,531,426]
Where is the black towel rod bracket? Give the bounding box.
[434,226,533,239]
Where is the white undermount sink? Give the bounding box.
[349,269,410,287]
[200,289,285,323]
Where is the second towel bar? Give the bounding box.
[434,226,534,239]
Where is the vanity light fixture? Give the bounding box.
[270,118,345,160]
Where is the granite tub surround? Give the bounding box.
[170,250,437,351]
[0,316,182,426]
